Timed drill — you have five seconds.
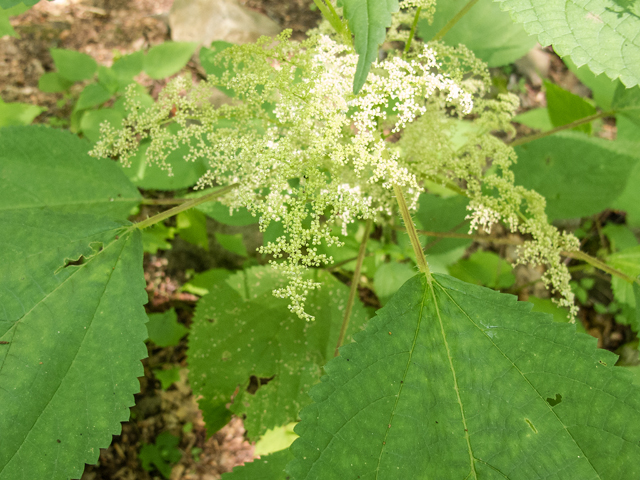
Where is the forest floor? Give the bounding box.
[1,1,633,479]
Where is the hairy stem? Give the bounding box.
[509,111,612,147]
[394,184,430,276]
[404,6,422,53]
[129,184,238,231]
[335,219,373,357]
[431,0,480,41]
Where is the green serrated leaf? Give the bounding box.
[494,0,640,87]
[146,309,189,347]
[0,126,147,480]
[340,0,399,94]
[513,132,640,219]
[418,0,536,67]
[544,80,597,133]
[188,266,370,439]
[221,449,293,479]
[287,273,640,478]
[51,48,98,82]
[144,41,198,80]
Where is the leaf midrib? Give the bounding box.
[435,278,602,479]
[431,278,477,480]
[0,234,129,474]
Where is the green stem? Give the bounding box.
[431,0,480,41]
[404,225,638,285]
[509,111,612,147]
[334,218,373,357]
[393,184,430,276]
[562,250,639,284]
[129,184,238,232]
[404,6,422,53]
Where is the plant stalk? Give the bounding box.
[562,250,639,284]
[129,184,238,231]
[404,6,422,53]
[431,0,480,41]
[509,111,612,147]
[401,225,638,285]
[393,184,430,276]
[334,219,373,357]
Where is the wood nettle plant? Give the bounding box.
[2,0,640,479]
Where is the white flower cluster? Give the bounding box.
[92,31,578,318]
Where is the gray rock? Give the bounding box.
[169,0,281,45]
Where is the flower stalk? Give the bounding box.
[335,218,373,357]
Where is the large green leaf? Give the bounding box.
[512,132,640,219]
[494,0,640,87]
[0,126,147,479]
[188,266,370,440]
[221,449,292,479]
[287,273,640,478]
[0,126,141,219]
[418,0,535,67]
[339,0,399,94]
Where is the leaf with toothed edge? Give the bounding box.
[286,273,640,479]
[493,0,640,87]
[187,266,370,440]
[0,126,148,480]
[220,449,293,479]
